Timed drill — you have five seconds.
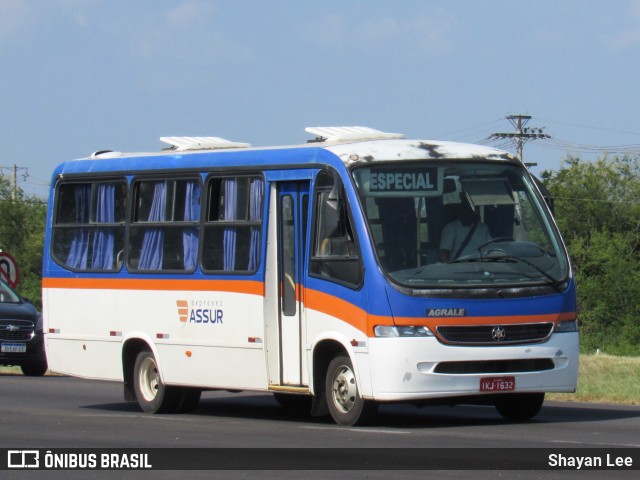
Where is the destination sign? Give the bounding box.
[356,166,441,197]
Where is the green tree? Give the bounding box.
[542,155,640,355]
[0,176,47,307]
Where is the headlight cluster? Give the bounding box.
[554,320,578,333]
[374,325,434,337]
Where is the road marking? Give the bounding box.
[550,439,640,448]
[301,426,410,435]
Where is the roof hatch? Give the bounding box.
[160,136,251,151]
[305,126,405,143]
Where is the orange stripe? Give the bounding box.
[42,277,264,296]
[304,288,576,336]
[44,277,575,336]
[304,289,370,335]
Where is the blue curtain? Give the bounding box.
[248,179,263,271]
[91,184,115,270]
[223,179,237,271]
[138,182,166,270]
[66,184,91,269]
[183,181,200,270]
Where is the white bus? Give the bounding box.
[42,126,578,425]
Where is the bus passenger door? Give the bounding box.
[265,181,309,387]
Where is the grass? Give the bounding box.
[3,354,640,405]
[548,354,640,405]
[0,366,23,375]
[0,366,59,376]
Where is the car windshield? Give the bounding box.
[352,161,568,289]
[0,279,21,303]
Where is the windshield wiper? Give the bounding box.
[448,253,564,292]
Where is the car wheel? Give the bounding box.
[21,359,48,377]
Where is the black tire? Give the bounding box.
[20,359,48,377]
[494,393,545,421]
[133,349,178,413]
[325,355,377,426]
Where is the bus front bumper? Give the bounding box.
[361,333,579,402]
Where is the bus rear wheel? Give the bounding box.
[133,349,178,413]
[494,393,545,421]
[325,355,377,426]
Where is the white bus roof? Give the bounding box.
[85,126,517,165]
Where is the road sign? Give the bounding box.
[0,252,20,289]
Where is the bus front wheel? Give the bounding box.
[325,355,377,426]
[133,349,177,413]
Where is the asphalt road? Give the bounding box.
[1,373,639,479]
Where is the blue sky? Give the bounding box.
[2,0,640,198]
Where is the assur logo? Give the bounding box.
[177,300,189,323]
[176,300,224,324]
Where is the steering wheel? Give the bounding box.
[477,237,515,257]
[477,236,514,251]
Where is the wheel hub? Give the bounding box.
[139,356,160,402]
[332,365,357,413]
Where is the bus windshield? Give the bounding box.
[352,161,568,289]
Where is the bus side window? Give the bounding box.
[201,176,264,273]
[309,171,362,288]
[52,181,126,271]
[128,178,201,272]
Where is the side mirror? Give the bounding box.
[532,175,554,215]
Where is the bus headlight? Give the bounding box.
[555,320,578,333]
[374,325,434,337]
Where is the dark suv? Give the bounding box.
[0,278,47,376]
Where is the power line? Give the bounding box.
[482,114,640,156]
[487,114,550,166]
[535,137,640,156]
[436,117,505,141]
[535,116,640,139]
[551,196,640,205]
[0,165,29,200]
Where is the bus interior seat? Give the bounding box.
[320,237,354,257]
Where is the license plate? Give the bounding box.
[1,343,27,353]
[480,376,515,392]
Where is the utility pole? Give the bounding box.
[488,114,550,167]
[0,165,29,200]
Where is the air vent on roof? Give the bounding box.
[160,136,251,151]
[90,150,124,159]
[305,126,405,143]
